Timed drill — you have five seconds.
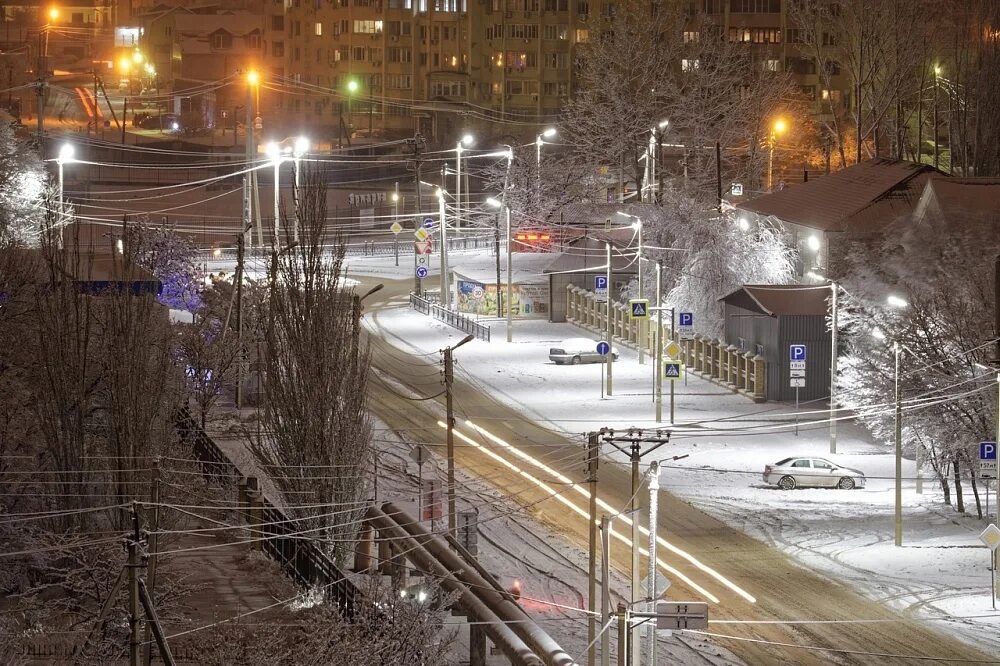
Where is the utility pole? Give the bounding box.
[409,132,425,295]
[830,281,838,454]
[655,263,663,423]
[505,205,513,342]
[443,335,474,535]
[587,432,601,666]
[606,243,613,395]
[141,459,161,666]
[439,188,449,309]
[601,429,672,665]
[616,603,627,666]
[933,66,940,171]
[235,230,246,409]
[647,461,659,666]
[894,341,903,547]
[128,503,141,666]
[243,74,255,253]
[600,514,611,666]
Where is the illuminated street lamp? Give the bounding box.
[292,136,309,243]
[875,293,911,548]
[535,127,556,193]
[56,143,74,245]
[455,133,473,231]
[768,118,788,191]
[265,141,288,246]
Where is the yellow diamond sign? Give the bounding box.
[980,524,1000,551]
[414,227,429,242]
[665,341,681,359]
[390,221,403,235]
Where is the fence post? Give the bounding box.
[246,476,262,551]
[752,354,767,402]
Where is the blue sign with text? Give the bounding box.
[789,344,807,361]
[679,312,693,328]
[595,275,608,291]
[981,442,997,461]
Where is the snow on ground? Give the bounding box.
[347,249,1000,655]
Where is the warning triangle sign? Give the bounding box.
[663,362,682,379]
[629,299,649,319]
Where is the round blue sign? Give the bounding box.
[596,341,610,356]
[415,266,428,278]
[422,217,436,229]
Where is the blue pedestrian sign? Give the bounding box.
[789,344,807,361]
[415,266,428,279]
[596,341,611,356]
[981,442,997,461]
[663,360,683,381]
[629,299,649,319]
[422,217,436,230]
[679,312,693,328]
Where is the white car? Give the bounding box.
[763,457,866,490]
[548,338,619,365]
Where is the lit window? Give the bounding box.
[575,28,589,42]
[315,22,322,36]
[682,59,699,71]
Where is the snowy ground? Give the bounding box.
[345,249,1000,655]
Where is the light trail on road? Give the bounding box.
[437,418,764,605]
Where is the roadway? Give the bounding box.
[360,276,996,665]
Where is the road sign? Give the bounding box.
[790,377,806,388]
[594,275,608,302]
[731,183,744,196]
[596,341,611,356]
[415,266,428,279]
[656,601,708,631]
[789,360,806,371]
[414,227,429,242]
[664,341,681,359]
[789,369,806,378]
[410,444,428,466]
[981,441,997,479]
[415,239,432,255]
[663,360,683,381]
[980,524,1000,551]
[422,217,436,229]
[679,312,694,328]
[629,299,650,319]
[457,510,479,556]
[789,344,807,361]
[390,221,403,235]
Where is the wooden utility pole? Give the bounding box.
[141,458,161,666]
[587,432,600,666]
[443,334,474,535]
[128,503,141,666]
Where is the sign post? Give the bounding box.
[978,523,1000,610]
[789,345,807,436]
[597,341,610,399]
[594,275,608,302]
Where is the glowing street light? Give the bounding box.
[246,69,260,86]
[56,143,74,246]
[455,133,474,231]
[535,127,556,193]
[768,118,789,191]
[887,294,909,309]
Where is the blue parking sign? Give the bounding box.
[981,442,997,460]
[679,312,693,327]
[789,344,807,361]
[595,275,608,290]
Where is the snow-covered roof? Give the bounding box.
[720,284,830,317]
[738,159,941,233]
[544,235,638,275]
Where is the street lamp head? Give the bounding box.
[132,51,144,64]
[886,295,909,309]
[460,133,474,147]
[293,136,310,156]
[48,7,59,21]
[631,220,642,231]
[541,127,557,138]
[453,334,475,350]
[807,235,821,252]
[773,118,788,135]
[347,79,360,94]
[872,327,887,341]
[265,141,281,161]
[658,119,670,129]
[246,69,260,86]
[436,188,445,201]
[486,197,502,209]
[57,143,74,164]
[933,64,942,76]
[391,192,399,202]
[118,57,131,74]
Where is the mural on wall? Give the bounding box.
[456,280,549,317]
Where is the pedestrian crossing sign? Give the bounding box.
[629,299,650,320]
[663,360,684,381]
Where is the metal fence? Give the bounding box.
[347,233,494,257]
[175,406,361,614]
[410,292,491,342]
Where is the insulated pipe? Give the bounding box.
[382,502,574,666]
[364,506,542,666]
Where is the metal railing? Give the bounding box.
[175,406,360,613]
[410,292,491,342]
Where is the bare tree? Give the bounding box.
[249,169,373,564]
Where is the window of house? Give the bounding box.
[293,46,300,61]
[272,40,284,57]
[543,0,568,9]
[682,58,699,71]
[683,31,699,43]
[271,15,284,31]
[507,24,539,39]
[575,28,589,42]
[211,30,232,49]
[577,1,588,15]
[544,52,568,68]
[431,81,466,97]
[765,58,780,71]
[542,81,569,95]
[315,22,322,36]
[388,47,412,63]
[543,24,568,39]
[729,0,780,12]
[388,0,412,8]
[354,19,383,34]
[786,57,815,74]
[825,60,842,75]
[388,74,412,89]
[353,47,365,60]
[247,31,262,48]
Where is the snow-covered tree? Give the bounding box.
[836,188,998,514]
[126,221,204,311]
[641,191,797,338]
[0,122,47,246]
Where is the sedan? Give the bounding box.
[548,338,619,365]
[763,457,866,490]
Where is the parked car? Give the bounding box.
[548,338,619,365]
[763,457,866,490]
[137,113,180,131]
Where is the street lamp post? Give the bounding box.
[265,141,284,247]
[535,127,556,194]
[244,70,260,249]
[617,212,644,364]
[455,134,473,232]
[768,118,788,192]
[438,188,449,309]
[292,136,309,244]
[443,334,475,535]
[56,142,74,247]
[876,293,909,547]
[646,460,659,666]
